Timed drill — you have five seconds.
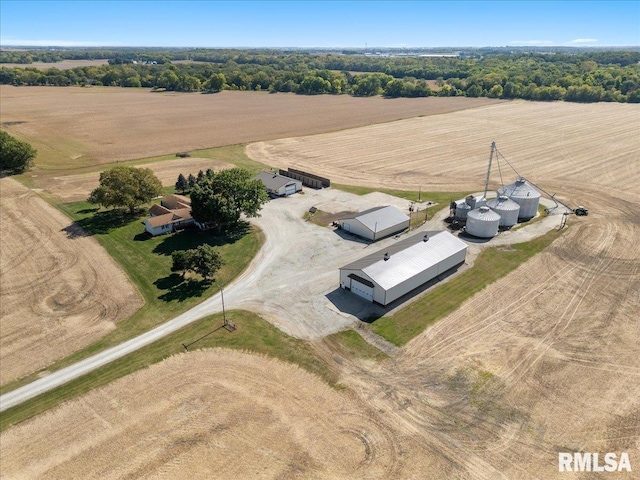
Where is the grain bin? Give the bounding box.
[466,206,500,238]
[454,201,472,220]
[465,194,486,209]
[487,195,520,227]
[497,177,541,220]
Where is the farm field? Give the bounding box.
[247,100,639,198]
[40,156,233,202]
[1,94,638,478]
[0,85,500,170]
[0,59,110,70]
[0,177,142,386]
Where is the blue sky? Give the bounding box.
[1,1,638,48]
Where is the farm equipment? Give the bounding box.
[574,206,588,216]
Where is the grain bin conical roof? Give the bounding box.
[497,177,541,219]
[487,195,520,226]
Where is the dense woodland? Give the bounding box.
[1,47,639,102]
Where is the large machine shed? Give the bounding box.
[254,172,302,196]
[339,231,467,306]
[338,206,410,241]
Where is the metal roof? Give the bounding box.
[498,178,540,199]
[254,171,298,190]
[340,231,467,291]
[487,195,520,211]
[341,205,409,233]
[467,206,501,221]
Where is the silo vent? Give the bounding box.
[423,234,429,242]
[383,252,390,261]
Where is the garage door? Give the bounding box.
[351,279,374,302]
[285,184,297,195]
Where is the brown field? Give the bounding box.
[0,85,500,170]
[0,177,142,385]
[1,98,639,478]
[247,100,639,198]
[0,350,441,479]
[0,59,110,70]
[40,157,233,202]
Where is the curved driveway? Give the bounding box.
[0,189,566,412]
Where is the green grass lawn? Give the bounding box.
[0,310,335,431]
[0,199,264,395]
[372,229,563,346]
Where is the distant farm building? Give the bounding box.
[278,168,330,189]
[338,206,410,241]
[339,231,467,305]
[144,194,194,236]
[254,171,302,196]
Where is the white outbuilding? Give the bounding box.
[338,206,410,241]
[254,171,302,196]
[339,230,467,305]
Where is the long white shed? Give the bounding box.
[339,231,467,305]
[338,206,410,241]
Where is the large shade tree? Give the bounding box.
[190,167,269,229]
[88,166,162,213]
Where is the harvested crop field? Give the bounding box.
[0,85,500,170]
[0,350,443,479]
[0,177,142,385]
[247,100,640,197]
[0,59,110,70]
[40,157,233,202]
[2,96,639,478]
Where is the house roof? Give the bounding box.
[149,204,172,217]
[146,208,192,228]
[341,205,410,233]
[162,194,191,210]
[254,171,298,191]
[340,231,467,291]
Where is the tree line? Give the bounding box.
[1,49,638,102]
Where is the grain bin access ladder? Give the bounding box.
[485,142,588,217]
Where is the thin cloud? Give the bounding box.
[509,40,554,46]
[568,38,598,44]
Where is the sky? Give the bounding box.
[1,1,638,48]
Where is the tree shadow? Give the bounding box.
[155,274,211,303]
[69,208,144,236]
[152,220,251,256]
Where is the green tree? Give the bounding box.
[0,130,37,173]
[171,245,224,281]
[191,244,224,281]
[187,173,197,189]
[204,73,226,92]
[175,173,188,193]
[171,250,193,279]
[190,167,269,229]
[88,166,162,213]
[487,84,503,98]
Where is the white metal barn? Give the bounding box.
[339,231,467,305]
[338,206,410,241]
[254,171,302,196]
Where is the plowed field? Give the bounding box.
[0,177,142,385]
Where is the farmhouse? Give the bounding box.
[339,231,467,305]
[144,194,194,236]
[338,206,410,241]
[254,171,302,196]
